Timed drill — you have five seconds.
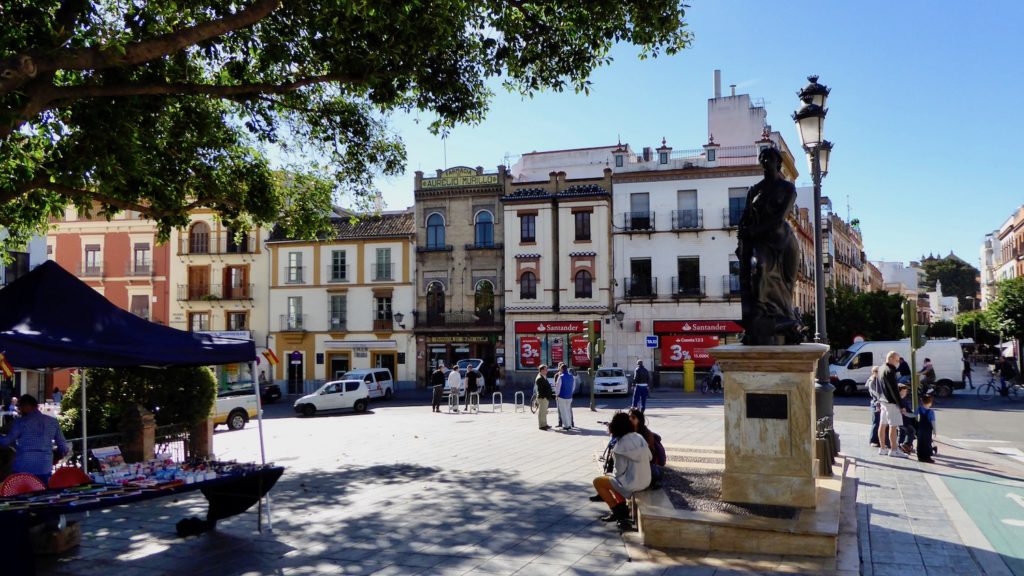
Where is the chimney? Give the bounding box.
[642,147,652,162]
[730,84,736,97]
[714,69,721,98]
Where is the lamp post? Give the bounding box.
[793,75,836,437]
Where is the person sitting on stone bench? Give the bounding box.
[591,412,651,531]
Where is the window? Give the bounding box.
[575,270,593,298]
[4,252,29,284]
[426,282,445,325]
[188,312,210,332]
[83,244,101,275]
[659,152,668,164]
[133,243,151,274]
[615,154,624,168]
[374,248,393,281]
[851,352,873,370]
[224,266,249,299]
[329,294,347,331]
[330,250,348,282]
[629,193,651,230]
[475,211,494,247]
[677,257,701,296]
[226,227,249,254]
[130,295,150,320]
[474,280,494,323]
[629,259,652,297]
[728,188,747,227]
[675,190,699,230]
[227,312,248,331]
[426,213,445,249]
[287,252,303,283]
[520,214,536,243]
[574,212,591,241]
[520,271,537,299]
[728,259,741,294]
[189,222,210,253]
[286,296,303,329]
[707,148,717,162]
[374,296,393,329]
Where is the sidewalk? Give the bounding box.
[35,392,1021,575]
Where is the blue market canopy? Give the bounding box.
[0,261,254,369]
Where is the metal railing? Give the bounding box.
[672,209,703,230]
[125,263,153,277]
[79,263,104,277]
[176,283,253,301]
[418,311,501,327]
[372,262,395,281]
[284,266,305,284]
[618,144,762,171]
[723,274,741,296]
[466,242,503,250]
[373,318,393,331]
[280,314,307,331]
[65,431,123,469]
[327,264,351,283]
[624,277,657,299]
[178,232,254,255]
[154,424,191,462]
[622,211,655,232]
[723,207,743,228]
[672,276,706,297]
[418,244,454,253]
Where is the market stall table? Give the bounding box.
[0,464,284,575]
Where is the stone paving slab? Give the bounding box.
[24,391,1018,575]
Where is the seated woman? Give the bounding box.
[629,408,666,488]
[592,412,652,530]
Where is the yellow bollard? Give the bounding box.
[683,359,695,392]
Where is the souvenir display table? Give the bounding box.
[0,460,284,575]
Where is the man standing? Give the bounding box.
[464,365,480,411]
[0,394,68,485]
[632,360,650,413]
[535,365,555,430]
[555,363,575,430]
[430,364,446,412]
[878,351,907,458]
[447,366,462,412]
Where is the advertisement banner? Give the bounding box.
[550,338,564,365]
[519,336,542,368]
[660,335,719,368]
[515,321,600,334]
[653,320,743,334]
[570,336,591,368]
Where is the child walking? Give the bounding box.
[917,393,937,463]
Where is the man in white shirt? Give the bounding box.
[446,367,462,412]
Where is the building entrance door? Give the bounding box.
[287,352,304,395]
[328,353,350,380]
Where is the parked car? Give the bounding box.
[260,381,282,404]
[456,358,484,379]
[213,386,259,431]
[340,368,395,400]
[593,367,629,395]
[293,379,370,417]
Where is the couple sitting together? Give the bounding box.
[589,408,666,530]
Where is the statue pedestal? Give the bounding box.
[712,344,829,508]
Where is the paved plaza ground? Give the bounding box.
[33,389,1024,575]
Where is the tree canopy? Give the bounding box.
[823,287,906,349]
[987,277,1024,344]
[919,255,980,310]
[0,1,692,256]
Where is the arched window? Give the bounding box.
[474,280,494,324]
[189,222,210,254]
[474,211,494,248]
[520,272,537,300]
[426,282,445,325]
[575,270,593,298]
[426,213,445,249]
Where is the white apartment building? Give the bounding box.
[501,170,613,381]
[266,209,416,394]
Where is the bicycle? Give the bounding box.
[700,364,723,394]
[977,371,1022,401]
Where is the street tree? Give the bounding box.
[0,1,692,256]
[987,277,1024,345]
[954,309,999,345]
[919,255,980,310]
[824,287,905,349]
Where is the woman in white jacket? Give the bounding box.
[592,412,651,530]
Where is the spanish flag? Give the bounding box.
[262,349,280,366]
[0,352,13,379]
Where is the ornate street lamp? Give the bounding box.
[793,75,836,445]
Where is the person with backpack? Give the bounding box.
[629,408,666,489]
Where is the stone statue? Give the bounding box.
[736,147,803,345]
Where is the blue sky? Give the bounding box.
[368,1,1024,268]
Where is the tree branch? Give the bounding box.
[5,177,225,220]
[0,0,281,96]
[49,74,355,103]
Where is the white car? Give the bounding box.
[213,383,261,431]
[593,368,629,396]
[293,379,370,417]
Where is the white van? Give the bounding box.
[830,339,965,397]
[341,368,395,400]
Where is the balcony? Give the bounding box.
[284,266,304,284]
[723,274,741,297]
[624,277,657,299]
[723,208,743,229]
[327,265,351,283]
[328,319,347,332]
[672,276,706,298]
[125,263,153,277]
[373,318,393,331]
[671,209,703,231]
[418,311,502,328]
[417,244,454,253]
[372,262,395,281]
[279,314,306,331]
[465,242,503,251]
[176,283,254,301]
[178,232,255,255]
[79,263,104,278]
[622,212,655,232]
